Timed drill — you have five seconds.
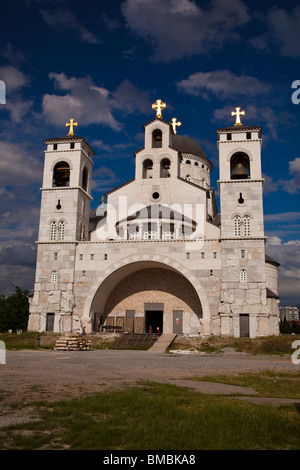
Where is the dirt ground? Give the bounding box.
[1,345,298,408]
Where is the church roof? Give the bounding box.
[216,125,262,139]
[44,135,95,155]
[265,254,280,267]
[266,288,279,299]
[171,134,207,159]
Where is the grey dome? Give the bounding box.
[171,134,207,158]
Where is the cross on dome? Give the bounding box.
[66,118,78,136]
[152,99,166,119]
[171,117,181,134]
[231,107,245,126]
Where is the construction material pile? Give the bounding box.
[55,335,92,351]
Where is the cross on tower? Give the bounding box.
[66,118,78,136]
[152,99,166,119]
[231,107,245,126]
[171,117,181,134]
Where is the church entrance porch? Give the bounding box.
[88,262,205,336]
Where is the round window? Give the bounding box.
[152,192,160,200]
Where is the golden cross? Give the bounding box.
[66,118,78,136]
[171,117,181,134]
[152,99,166,119]
[231,107,245,126]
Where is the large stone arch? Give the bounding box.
[82,253,211,335]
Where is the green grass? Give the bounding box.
[1,380,300,450]
[170,335,300,356]
[191,370,300,399]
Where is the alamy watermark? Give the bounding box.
[291,80,300,104]
[0,340,6,365]
[292,340,300,365]
[95,196,205,251]
[0,80,6,104]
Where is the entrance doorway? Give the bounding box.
[240,314,249,337]
[145,310,163,334]
[46,313,55,332]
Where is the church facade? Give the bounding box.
[28,102,280,338]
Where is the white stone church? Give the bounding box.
[28,101,280,338]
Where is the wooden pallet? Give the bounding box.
[55,335,92,351]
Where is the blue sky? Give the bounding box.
[0,0,299,305]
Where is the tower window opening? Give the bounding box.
[53,161,70,187]
[143,159,153,179]
[82,167,88,192]
[51,271,57,282]
[227,133,232,141]
[50,221,57,241]
[240,269,247,282]
[58,221,65,241]
[244,215,251,236]
[246,132,251,140]
[161,158,171,178]
[186,160,191,164]
[56,199,62,210]
[70,142,75,149]
[230,152,250,180]
[234,215,241,236]
[152,129,162,148]
[238,193,244,204]
[53,143,57,150]
[241,249,246,259]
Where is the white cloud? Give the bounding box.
[40,7,99,44]
[43,73,121,131]
[122,0,250,62]
[43,73,151,132]
[0,141,42,187]
[277,158,300,194]
[267,5,300,58]
[177,70,272,99]
[266,237,300,304]
[213,104,294,141]
[0,66,28,92]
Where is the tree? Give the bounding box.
[0,285,29,332]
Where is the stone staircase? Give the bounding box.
[112,333,177,352]
[112,333,161,350]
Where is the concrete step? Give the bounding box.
[148,334,177,352]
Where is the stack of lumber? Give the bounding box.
[55,335,92,351]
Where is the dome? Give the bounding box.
[171,134,207,159]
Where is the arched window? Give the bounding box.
[143,159,153,179]
[240,269,247,282]
[186,160,191,164]
[82,167,88,192]
[244,215,251,236]
[160,158,170,178]
[234,216,241,236]
[58,221,65,241]
[51,271,58,282]
[50,221,57,241]
[53,161,70,187]
[152,129,162,148]
[230,152,250,180]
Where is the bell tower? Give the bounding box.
[28,120,95,333]
[217,108,268,338]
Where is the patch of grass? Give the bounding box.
[1,382,300,450]
[170,335,300,356]
[191,370,300,399]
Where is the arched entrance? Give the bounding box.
[82,256,211,336]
